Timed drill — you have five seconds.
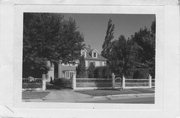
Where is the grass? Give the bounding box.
[75,89,136,96]
[75,88,155,96]
[22,91,49,99]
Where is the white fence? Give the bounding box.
[72,73,154,90]
[122,75,153,89]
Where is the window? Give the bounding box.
[81,50,86,58]
[104,61,106,65]
[102,61,106,66]
[93,52,97,58]
[65,71,69,78]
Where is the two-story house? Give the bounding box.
[48,46,107,80]
[81,46,107,68]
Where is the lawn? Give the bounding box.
[75,89,139,96]
[22,91,49,99]
[75,88,155,96]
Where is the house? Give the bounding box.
[81,46,107,68]
[47,46,107,80]
[57,61,78,79]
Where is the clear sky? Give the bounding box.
[63,14,155,52]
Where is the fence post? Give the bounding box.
[149,74,152,88]
[112,73,115,89]
[42,74,46,91]
[72,72,76,90]
[122,75,125,89]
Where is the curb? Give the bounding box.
[93,93,154,100]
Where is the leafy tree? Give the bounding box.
[109,35,142,78]
[101,19,115,59]
[87,62,95,78]
[110,35,128,76]
[76,56,86,77]
[102,20,155,78]
[131,23,155,78]
[23,13,84,77]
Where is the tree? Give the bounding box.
[23,13,84,77]
[102,20,155,78]
[110,35,128,76]
[131,23,155,78]
[76,56,86,77]
[87,62,95,78]
[109,35,143,78]
[101,19,115,59]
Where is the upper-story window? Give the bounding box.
[81,50,86,58]
[92,51,97,58]
[93,52,97,58]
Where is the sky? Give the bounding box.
[63,14,155,52]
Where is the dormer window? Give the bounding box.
[81,50,87,58]
[92,52,97,58]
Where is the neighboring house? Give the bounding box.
[57,61,78,79]
[47,46,107,80]
[81,46,107,68]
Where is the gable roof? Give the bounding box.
[83,47,107,61]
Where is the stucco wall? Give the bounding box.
[58,63,76,78]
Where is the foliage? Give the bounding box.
[23,13,84,77]
[101,19,115,60]
[87,62,96,78]
[76,56,87,78]
[102,20,155,78]
[94,66,111,78]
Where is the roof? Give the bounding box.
[83,47,107,61]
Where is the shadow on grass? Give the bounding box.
[75,89,136,96]
[22,91,49,99]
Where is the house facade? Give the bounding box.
[47,46,107,80]
[81,46,107,68]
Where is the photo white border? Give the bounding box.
[13,5,164,110]
[0,1,179,118]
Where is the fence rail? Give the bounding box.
[122,76,153,89]
[76,77,112,89]
[22,78,42,89]
[72,73,155,90]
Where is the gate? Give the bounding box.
[114,77,122,89]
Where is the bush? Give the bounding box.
[94,66,111,78]
[22,83,42,88]
[133,69,149,79]
[53,78,72,88]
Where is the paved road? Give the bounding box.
[80,96,154,104]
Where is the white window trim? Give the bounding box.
[81,49,87,58]
[92,49,98,58]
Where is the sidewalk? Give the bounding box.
[22,88,154,103]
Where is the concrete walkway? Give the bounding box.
[42,89,93,102]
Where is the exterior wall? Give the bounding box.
[85,60,89,67]
[47,66,54,82]
[58,63,76,79]
[46,61,54,82]
[85,60,106,68]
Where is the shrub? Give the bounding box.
[94,66,111,78]
[53,78,72,88]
